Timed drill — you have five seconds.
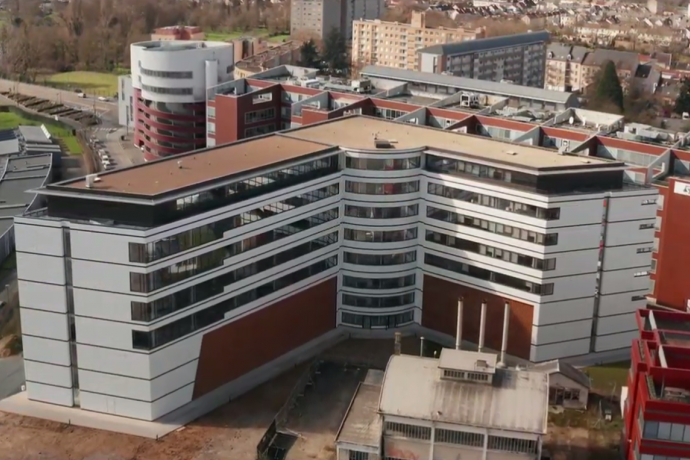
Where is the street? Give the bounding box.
[0,355,23,400]
[0,78,118,123]
[0,78,145,168]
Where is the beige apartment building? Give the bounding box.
[545,44,588,92]
[545,45,641,93]
[352,12,486,71]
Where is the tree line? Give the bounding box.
[0,0,289,81]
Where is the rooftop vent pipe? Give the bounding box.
[497,301,510,368]
[456,298,463,350]
[478,300,487,353]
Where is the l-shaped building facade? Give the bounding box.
[16,115,656,421]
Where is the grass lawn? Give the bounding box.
[0,111,82,154]
[205,29,290,43]
[42,71,119,96]
[584,360,630,395]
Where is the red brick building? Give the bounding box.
[623,309,690,460]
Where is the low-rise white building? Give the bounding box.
[337,348,550,460]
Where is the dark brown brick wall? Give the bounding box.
[421,275,533,359]
[192,277,337,399]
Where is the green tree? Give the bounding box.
[299,39,320,68]
[590,60,624,114]
[674,80,690,115]
[321,27,348,75]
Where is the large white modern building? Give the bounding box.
[15,115,656,422]
[117,40,235,160]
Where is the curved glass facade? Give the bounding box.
[346,157,420,171]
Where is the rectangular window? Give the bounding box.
[208,122,215,134]
[642,199,657,206]
[208,107,216,118]
[639,223,655,230]
[637,247,652,253]
[128,182,340,263]
[132,255,338,350]
[425,253,554,296]
[245,107,276,124]
[129,212,338,294]
[428,183,560,220]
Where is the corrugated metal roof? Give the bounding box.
[531,360,592,389]
[420,31,549,56]
[335,382,382,448]
[18,126,51,144]
[379,354,549,434]
[361,65,576,105]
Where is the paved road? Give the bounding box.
[0,79,118,123]
[92,126,144,168]
[0,355,24,400]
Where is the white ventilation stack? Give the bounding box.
[455,298,463,350]
[85,174,97,188]
[394,332,402,356]
[497,301,510,368]
[478,301,487,353]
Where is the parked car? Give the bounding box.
[74,88,83,93]
[77,92,86,98]
[97,96,108,102]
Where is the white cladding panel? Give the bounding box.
[20,308,69,341]
[606,194,658,222]
[22,335,71,366]
[69,229,138,265]
[531,338,590,362]
[598,292,647,317]
[80,383,194,421]
[26,381,73,406]
[596,312,637,336]
[73,288,138,323]
[533,298,595,326]
[77,344,153,379]
[602,244,653,271]
[75,316,135,350]
[78,360,196,402]
[24,360,72,388]
[17,252,65,285]
[605,221,655,247]
[599,269,651,295]
[18,280,67,313]
[532,318,592,346]
[14,223,64,256]
[71,259,131,293]
[595,330,638,352]
[550,198,604,227]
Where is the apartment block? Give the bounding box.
[545,45,640,93]
[622,309,690,460]
[352,12,486,71]
[544,43,589,92]
[290,0,384,41]
[418,31,549,88]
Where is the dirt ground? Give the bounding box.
[284,363,367,460]
[0,338,418,460]
[0,336,624,460]
[544,395,623,460]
